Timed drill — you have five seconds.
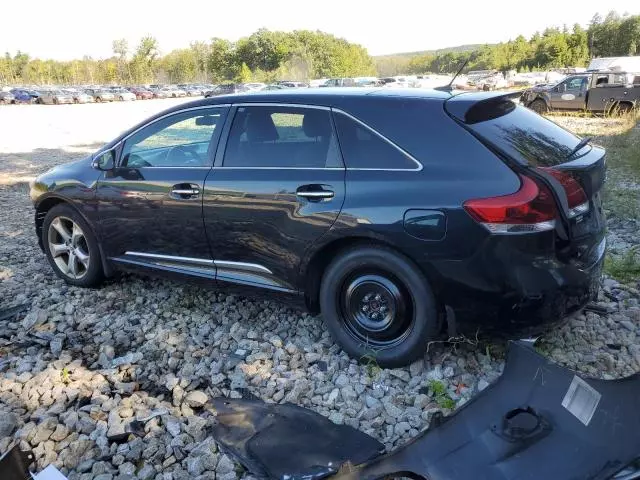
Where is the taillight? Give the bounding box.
[463,175,557,234]
[538,167,589,218]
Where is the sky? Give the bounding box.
[2,0,639,60]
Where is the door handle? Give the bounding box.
[296,185,334,201]
[171,188,200,195]
[170,184,201,199]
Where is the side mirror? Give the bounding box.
[92,150,115,171]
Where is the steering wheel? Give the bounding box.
[167,145,203,165]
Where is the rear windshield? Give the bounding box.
[467,102,583,167]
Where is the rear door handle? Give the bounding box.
[296,185,334,201]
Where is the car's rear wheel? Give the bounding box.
[529,99,548,114]
[42,204,104,287]
[319,245,439,367]
[118,96,123,101]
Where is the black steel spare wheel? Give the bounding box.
[341,272,413,347]
[320,245,438,368]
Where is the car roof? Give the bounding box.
[184,87,452,109]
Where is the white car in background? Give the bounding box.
[110,87,136,101]
[161,86,187,98]
[62,89,94,104]
[243,82,266,91]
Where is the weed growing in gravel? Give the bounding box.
[427,379,456,410]
[604,247,640,284]
[361,353,382,381]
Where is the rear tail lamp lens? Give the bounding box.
[538,167,589,218]
[463,175,557,234]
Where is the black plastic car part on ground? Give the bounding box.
[208,341,640,480]
[30,88,606,366]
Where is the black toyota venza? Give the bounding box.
[30,88,606,367]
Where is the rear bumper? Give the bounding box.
[437,235,606,338]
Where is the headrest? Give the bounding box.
[303,112,331,138]
[246,112,279,142]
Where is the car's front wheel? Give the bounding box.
[42,204,104,287]
[529,99,548,114]
[319,245,439,368]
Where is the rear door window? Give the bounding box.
[222,106,341,168]
[464,102,583,167]
[333,112,419,170]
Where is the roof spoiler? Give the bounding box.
[444,90,522,124]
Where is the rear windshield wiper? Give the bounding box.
[567,136,592,158]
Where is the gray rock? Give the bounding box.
[136,464,155,480]
[165,418,181,437]
[50,424,69,442]
[409,359,424,377]
[184,390,208,408]
[216,454,235,475]
[426,365,443,381]
[443,366,455,378]
[50,337,64,357]
[477,379,490,392]
[186,456,205,476]
[394,421,411,435]
[94,475,113,480]
[389,369,410,382]
[335,373,349,388]
[365,395,381,409]
[22,308,47,330]
[621,320,635,331]
[118,462,136,476]
[64,302,75,316]
[111,352,143,368]
[328,412,345,424]
[0,412,19,438]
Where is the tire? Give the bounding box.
[118,96,123,101]
[607,102,633,116]
[53,98,58,105]
[74,98,79,104]
[319,245,439,368]
[42,204,104,288]
[529,99,548,114]
[96,97,102,103]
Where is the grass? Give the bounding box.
[604,247,640,283]
[427,379,456,410]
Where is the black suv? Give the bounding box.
[30,89,606,366]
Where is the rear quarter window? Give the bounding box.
[333,112,418,170]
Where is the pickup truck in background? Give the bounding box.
[521,71,640,114]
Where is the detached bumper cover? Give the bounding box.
[210,341,640,480]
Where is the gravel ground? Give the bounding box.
[1,101,639,479]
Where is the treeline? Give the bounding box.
[2,11,639,85]
[376,11,640,75]
[0,29,375,85]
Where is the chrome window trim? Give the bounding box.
[332,108,423,172]
[233,102,330,111]
[213,167,343,171]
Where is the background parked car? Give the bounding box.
[243,82,267,91]
[128,87,154,100]
[148,86,169,98]
[63,89,94,104]
[204,84,250,97]
[161,86,187,98]
[0,91,16,104]
[36,89,74,104]
[84,88,115,102]
[110,87,136,101]
[9,88,40,103]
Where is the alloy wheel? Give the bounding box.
[339,272,414,348]
[47,216,90,279]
